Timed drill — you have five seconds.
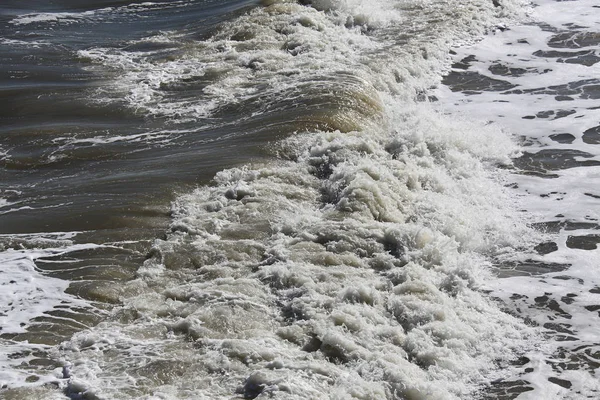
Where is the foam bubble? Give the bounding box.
[55,100,538,398]
[75,0,527,125]
[6,0,546,397]
[434,0,600,396]
[9,1,193,26]
[0,233,102,390]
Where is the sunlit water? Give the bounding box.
[1,0,598,399]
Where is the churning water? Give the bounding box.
[0,0,598,399]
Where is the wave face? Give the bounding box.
[1,0,540,399]
[61,111,533,399]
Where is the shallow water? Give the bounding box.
[1,0,597,399]
[437,0,600,397]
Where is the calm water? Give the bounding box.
[0,0,599,398]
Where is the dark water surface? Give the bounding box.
[0,0,259,236]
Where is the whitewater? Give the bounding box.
[1,0,598,399]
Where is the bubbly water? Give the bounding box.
[437,0,600,397]
[0,0,598,399]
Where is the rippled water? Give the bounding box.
[1,0,598,399]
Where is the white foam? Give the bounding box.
[434,0,600,396]
[0,202,76,216]
[57,102,537,397]
[6,0,551,397]
[9,11,99,26]
[0,38,50,48]
[52,129,177,147]
[0,198,15,209]
[58,82,538,400]
[76,0,528,123]
[0,233,95,335]
[0,233,104,389]
[9,1,192,26]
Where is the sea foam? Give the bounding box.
[3,0,543,398]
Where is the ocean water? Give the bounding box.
[0,0,598,399]
[437,0,600,398]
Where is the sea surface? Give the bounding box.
[0,0,598,399]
